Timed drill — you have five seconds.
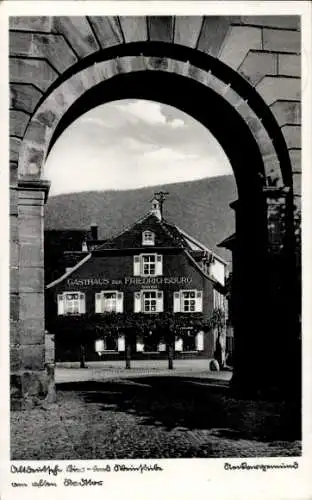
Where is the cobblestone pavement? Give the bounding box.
[11,371,301,460]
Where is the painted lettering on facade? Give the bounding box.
[66,276,192,287]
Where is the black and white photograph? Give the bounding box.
[3,2,312,498]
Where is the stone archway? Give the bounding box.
[10,16,301,406]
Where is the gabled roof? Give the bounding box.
[46,210,227,290]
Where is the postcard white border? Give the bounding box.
[1,2,311,500]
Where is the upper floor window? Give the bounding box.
[95,291,124,313]
[142,230,155,246]
[133,253,163,276]
[57,292,85,315]
[134,290,164,313]
[173,289,203,313]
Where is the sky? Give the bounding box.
[43,99,233,196]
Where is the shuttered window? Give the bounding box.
[134,290,164,313]
[133,254,163,276]
[57,292,85,315]
[95,291,124,313]
[173,290,203,313]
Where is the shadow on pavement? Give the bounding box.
[57,376,300,443]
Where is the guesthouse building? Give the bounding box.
[46,195,228,362]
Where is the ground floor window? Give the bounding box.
[143,331,160,352]
[95,335,118,353]
[175,330,204,352]
[182,329,197,351]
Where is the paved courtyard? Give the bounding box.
[11,361,301,460]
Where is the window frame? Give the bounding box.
[58,291,85,316]
[140,253,157,276]
[180,289,197,313]
[95,290,124,314]
[142,289,158,313]
[101,290,119,313]
[142,230,155,246]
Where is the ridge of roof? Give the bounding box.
[46,253,92,289]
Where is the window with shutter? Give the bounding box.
[133,255,140,276]
[62,292,80,315]
[181,290,196,312]
[195,331,204,351]
[134,292,141,313]
[57,294,64,315]
[79,293,86,314]
[156,254,163,276]
[116,292,124,313]
[175,338,183,351]
[136,340,144,352]
[95,291,123,313]
[95,293,102,313]
[156,291,164,312]
[117,335,125,352]
[142,290,157,313]
[180,290,203,313]
[141,254,156,275]
[173,291,181,313]
[195,290,203,312]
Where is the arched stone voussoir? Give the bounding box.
[52,16,100,58]
[238,50,278,86]
[256,76,301,107]
[219,25,262,71]
[118,16,148,43]
[270,100,301,127]
[18,142,45,179]
[18,54,284,188]
[235,99,281,182]
[10,110,30,138]
[173,16,203,48]
[262,153,285,188]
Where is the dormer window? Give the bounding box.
[142,230,155,246]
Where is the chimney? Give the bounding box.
[150,197,162,221]
[90,222,98,240]
[150,191,169,221]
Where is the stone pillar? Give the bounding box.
[230,187,299,400]
[10,179,50,409]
